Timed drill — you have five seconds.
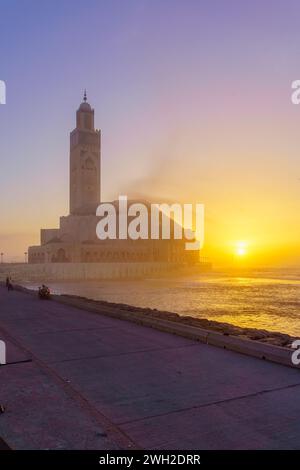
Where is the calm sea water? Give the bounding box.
[25,268,300,336]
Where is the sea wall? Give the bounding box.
[0,262,179,282]
[13,284,298,369]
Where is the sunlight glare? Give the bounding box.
[235,241,248,257]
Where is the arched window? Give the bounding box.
[84,157,95,170]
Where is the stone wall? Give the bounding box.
[0,262,179,282]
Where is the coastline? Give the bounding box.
[1,282,300,450]
[15,283,297,349]
[60,296,297,348]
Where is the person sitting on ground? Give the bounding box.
[38,284,50,298]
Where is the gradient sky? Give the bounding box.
[0,0,300,265]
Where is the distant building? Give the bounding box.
[28,95,198,265]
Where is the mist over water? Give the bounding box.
[26,268,300,337]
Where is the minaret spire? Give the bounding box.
[71,95,101,215]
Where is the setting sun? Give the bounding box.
[235,241,248,257]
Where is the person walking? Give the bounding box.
[6,276,12,291]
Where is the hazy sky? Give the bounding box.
[0,0,300,265]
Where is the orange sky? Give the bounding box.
[1,1,300,267]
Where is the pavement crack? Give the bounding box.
[49,342,199,365]
[118,381,300,426]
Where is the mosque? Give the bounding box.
[28,94,199,266]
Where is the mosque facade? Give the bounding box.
[28,95,199,265]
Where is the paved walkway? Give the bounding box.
[0,285,300,449]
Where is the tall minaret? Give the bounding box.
[69,91,101,215]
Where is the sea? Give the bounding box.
[24,268,300,337]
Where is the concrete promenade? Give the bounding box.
[0,285,300,449]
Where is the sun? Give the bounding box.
[235,241,248,257]
[236,247,246,256]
